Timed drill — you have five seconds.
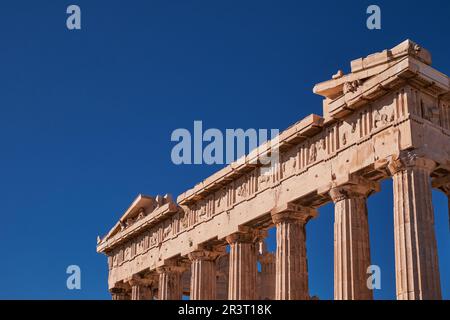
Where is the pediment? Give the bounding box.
[97,193,176,248]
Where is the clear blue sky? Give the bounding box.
[0,1,448,299]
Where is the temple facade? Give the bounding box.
[97,40,450,300]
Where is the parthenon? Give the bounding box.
[97,40,450,300]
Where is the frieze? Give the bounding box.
[281,147,297,178]
[99,41,450,287]
[104,89,416,271]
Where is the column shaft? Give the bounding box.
[189,251,217,300]
[271,205,316,300]
[258,253,275,300]
[276,220,308,299]
[332,188,372,300]
[158,268,183,300]
[227,231,258,300]
[391,161,441,300]
[215,254,229,300]
[131,284,152,300]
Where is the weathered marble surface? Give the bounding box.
[98,40,449,300]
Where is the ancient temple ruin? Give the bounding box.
[97,40,450,300]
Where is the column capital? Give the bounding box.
[128,278,142,287]
[126,274,156,287]
[226,226,262,244]
[156,261,186,274]
[188,249,223,261]
[329,184,374,203]
[388,151,436,175]
[328,175,379,203]
[271,203,317,224]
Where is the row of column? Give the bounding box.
[112,154,446,300]
[331,154,443,300]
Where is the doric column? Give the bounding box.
[215,254,229,300]
[181,270,191,297]
[157,264,185,300]
[330,180,377,300]
[258,250,275,300]
[110,288,130,300]
[128,275,155,300]
[389,152,441,300]
[271,204,316,300]
[189,249,221,300]
[226,227,260,300]
[130,283,150,300]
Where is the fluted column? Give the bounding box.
[215,254,229,300]
[271,204,316,300]
[258,252,275,300]
[389,153,441,300]
[129,275,156,300]
[330,181,376,300]
[189,249,220,300]
[157,264,184,300]
[226,227,259,300]
[130,283,149,300]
